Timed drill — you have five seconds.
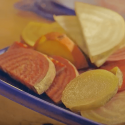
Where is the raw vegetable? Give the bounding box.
[0,42,56,95]
[107,46,125,61]
[9,41,29,49]
[54,16,88,55]
[48,57,66,75]
[101,61,125,92]
[34,32,88,69]
[46,56,79,103]
[110,67,123,89]
[81,91,125,125]
[75,2,125,67]
[62,69,119,112]
[21,22,65,47]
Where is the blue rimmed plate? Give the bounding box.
[0,47,100,125]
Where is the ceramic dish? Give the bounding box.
[0,47,100,125]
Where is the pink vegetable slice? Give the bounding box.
[107,47,125,61]
[81,91,125,125]
[0,42,56,94]
[46,56,79,103]
[48,57,66,75]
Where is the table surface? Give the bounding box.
[0,0,65,125]
[0,0,51,49]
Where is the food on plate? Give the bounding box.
[101,47,125,92]
[55,3,125,67]
[48,57,66,75]
[2,1,125,124]
[81,90,125,125]
[75,2,125,67]
[34,32,88,69]
[8,41,29,49]
[0,42,56,94]
[21,22,65,47]
[101,60,125,92]
[54,15,88,55]
[110,67,123,89]
[46,56,79,103]
[62,69,119,112]
[107,46,125,61]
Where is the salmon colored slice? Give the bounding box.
[8,42,29,50]
[0,42,56,94]
[46,56,79,103]
[34,32,88,69]
[48,57,66,75]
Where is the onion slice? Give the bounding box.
[75,2,125,67]
[54,15,89,55]
[81,91,125,125]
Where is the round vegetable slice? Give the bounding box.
[110,67,123,88]
[81,91,125,125]
[101,60,125,92]
[21,22,65,46]
[107,47,125,61]
[62,69,119,112]
[75,2,125,67]
[34,32,88,69]
[46,56,79,103]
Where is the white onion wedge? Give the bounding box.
[81,91,125,125]
[54,15,88,55]
[75,2,125,67]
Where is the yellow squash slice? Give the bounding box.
[21,22,65,46]
[62,69,119,112]
[75,2,125,66]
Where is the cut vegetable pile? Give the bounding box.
[1,1,125,125]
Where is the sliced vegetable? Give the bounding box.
[0,42,56,95]
[21,22,65,46]
[101,61,125,92]
[62,69,119,112]
[46,56,79,103]
[8,42,29,50]
[107,46,125,61]
[110,67,123,88]
[34,32,88,69]
[48,57,66,75]
[75,2,125,67]
[54,15,88,55]
[81,91,125,125]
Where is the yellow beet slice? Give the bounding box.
[81,91,125,125]
[21,22,66,46]
[75,2,125,67]
[62,69,119,112]
[110,67,123,88]
[34,32,88,69]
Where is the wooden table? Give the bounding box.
[0,0,65,125]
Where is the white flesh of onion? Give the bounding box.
[54,15,88,55]
[81,91,125,125]
[75,2,125,66]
